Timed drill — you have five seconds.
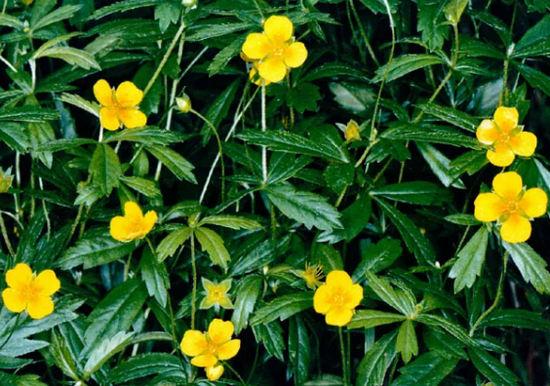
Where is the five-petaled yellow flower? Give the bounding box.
[301,263,324,290]
[242,15,308,83]
[476,106,537,167]
[93,79,147,131]
[180,319,241,381]
[2,263,60,319]
[474,172,547,243]
[200,278,234,310]
[313,270,363,326]
[109,201,157,242]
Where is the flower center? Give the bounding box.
[330,292,345,307]
[21,282,39,301]
[211,289,223,301]
[505,199,519,214]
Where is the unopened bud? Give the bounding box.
[182,0,197,8]
[176,94,192,113]
[345,119,361,142]
[0,168,13,193]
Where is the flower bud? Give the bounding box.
[176,94,192,113]
[182,0,197,8]
[344,119,361,142]
[0,168,13,193]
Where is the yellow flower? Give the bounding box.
[301,263,324,289]
[474,171,547,243]
[109,201,157,242]
[344,120,361,142]
[313,270,363,326]
[248,63,272,86]
[1,263,60,319]
[180,319,240,381]
[241,15,308,83]
[93,79,147,131]
[476,106,537,167]
[200,278,233,310]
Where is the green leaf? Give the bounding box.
[515,64,550,97]
[449,227,489,293]
[231,275,263,334]
[89,143,122,196]
[418,103,478,132]
[252,322,285,361]
[417,0,449,50]
[239,129,349,163]
[91,0,159,20]
[109,353,184,384]
[311,243,343,271]
[200,80,239,140]
[444,214,480,226]
[287,83,322,113]
[353,238,402,281]
[348,310,406,329]
[396,320,418,363]
[208,37,245,76]
[266,184,342,232]
[146,145,196,183]
[373,54,444,82]
[57,231,135,270]
[302,62,368,82]
[366,272,415,316]
[198,215,261,230]
[105,127,184,145]
[417,143,466,189]
[0,106,59,122]
[83,331,134,378]
[31,5,82,31]
[194,227,230,270]
[478,309,550,331]
[444,0,468,24]
[140,247,170,307]
[370,181,451,206]
[468,348,519,386]
[503,242,550,294]
[513,15,550,57]
[250,292,313,326]
[34,138,96,153]
[83,279,148,356]
[154,1,180,32]
[156,227,192,262]
[382,124,479,148]
[319,194,372,243]
[187,21,256,41]
[120,176,161,198]
[391,351,459,386]
[34,46,100,70]
[416,314,474,347]
[356,331,397,386]
[375,198,436,265]
[0,123,30,152]
[288,317,311,384]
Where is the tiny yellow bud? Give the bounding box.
[176,94,192,113]
[345,120,361,142]
[0,168,13,193]
[182,0,197,8]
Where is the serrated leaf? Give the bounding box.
[348,310,406,329]
[449,227,488,293]
[198,215,261,230]
[353,238,402,281]
[156,227,192,262]
[120,176,161,198]
[250,292,313,326]
[231,275,262,334]
[140,247,170,307]
[382,124,479,148]
[373,54,443,82]
[478,309,550,331]
[146,145,196,183]
[366,272,415,316]
[371,181,451,206]
[194,227,230,270]
[417,143,466,189]
[391,351,458,386]
[396,320,418,363]
[468,348,519,386]
[89,143,122,196]
[503,242,550,294]
[288,316,311,384]
[83,331,134,378]
[109,353,184,384]
[418,103,478,132]
[356,331,397,386]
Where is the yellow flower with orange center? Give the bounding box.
[2,263,60,319]
[109,201,157,242]
[313,270,363,326]
[180,319,241,381]
[476,106,537,167]
[241,15,308,83]
[474,172,547,243]
[93,79,147,131]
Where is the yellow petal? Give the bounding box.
[218,297,234,309]
[110,216,131,242]
[115,81,144,108]
[191,354,218,368]
[6,263,33,290]
[217,339,240,360]
[26,295,54,319]
[93,79,114,107]
[313,284,331,314]
[520,188,548,218]
[2,288,27,313]
[124,201,143,220]
[326,270,353,287]
[284,42,307,68]
[486,145,515,167]
[99,107,120,131]
[344,283,363,309]
[474,193,504,222]
[208,319,234,345]
[476,119,498,145]
[219,279,232,292]
[492,172,523,200]
[258,58,287,83]
[205,365,224,381]
[493,106,518,132]
[34,269,60,296]
[242,33,270,60]
[325,307,353,327]
[180,330,208,356]
[199,296,216,310]
[500,214,531,244]
[263,15,293,42]
[142,210,158,235]
[510,131,537,157]
[118,108,147,129]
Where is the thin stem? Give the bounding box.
[144,22,186,96]
[469,251,509,336]
[261,85,268,182]
[0,54,17,72]
[348,0,379,66]
[190,232,197,330]
[339,327,350,386]
[14,152,21,222]
[0,212,15,256]
[68,204,84,242]
[223,361,246,385]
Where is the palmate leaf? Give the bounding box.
[156,227,192,262]
[194,226,230,270]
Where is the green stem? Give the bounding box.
[190,232,197,329]
[223,361,246,385]
[0,212,14,256]
[469,251,509,336]
[261,85,268,182]
[348,0,379,66]
[339,327,350,386]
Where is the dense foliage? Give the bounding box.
[0,0,549,385]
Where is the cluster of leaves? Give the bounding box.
[0,0,549,385]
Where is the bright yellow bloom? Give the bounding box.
[474,172,547,243]
[93,79,147,131]
[200,278,233,310]
[476,106,537,167]
[1,263,60,319]
[241,15,308,83]
[344,120,361,142]
[313,270,363,326]
[109,201,157,242]
[180,319,240,381]
[301,263,324,289]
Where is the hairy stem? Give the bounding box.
[190,232,197,330]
